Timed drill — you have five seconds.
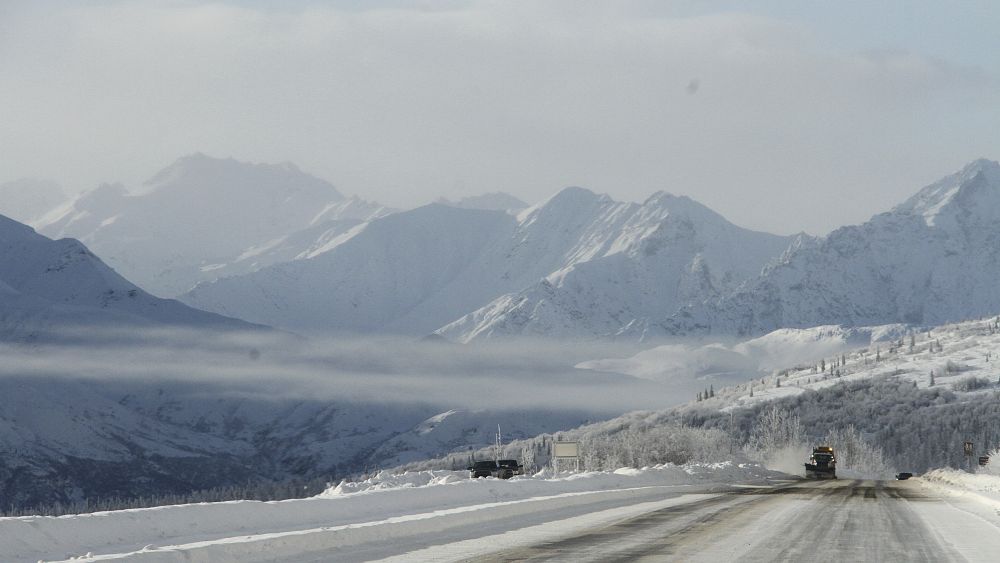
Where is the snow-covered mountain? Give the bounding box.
[0,213,255,341]
[183,187,795,337]
[438,191,797,341]
[437,192,529,212]
[666,159,1000,336]
[36,154,391,297]
[0,178,66,224]
[184,204,518,334]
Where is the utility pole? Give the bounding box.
[730,411,735,456]
[495,424,502,463]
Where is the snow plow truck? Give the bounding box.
[805,446,836,479]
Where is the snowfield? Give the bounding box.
[2,463,784,562]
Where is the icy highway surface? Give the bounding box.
[389,479,1000,563]
[13,468,1000,562]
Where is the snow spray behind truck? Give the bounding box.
[805,446,837,479]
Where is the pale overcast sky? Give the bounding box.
[2,0,999,234]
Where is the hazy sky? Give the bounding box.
[2,0,999,235]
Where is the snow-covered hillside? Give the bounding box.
[184,187,795,337]
[579,323,910,381]
[0,178,66,224]
[35,154,391,296]
[0,213,254,341]
[668,159,1000,336]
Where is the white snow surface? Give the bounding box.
[0,462,782,562]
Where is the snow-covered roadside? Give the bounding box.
[904,470,1000,560]
[918,469,1000,510]
[4,462,782,562]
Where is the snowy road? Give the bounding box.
[466,479,1000,563]
[19,469,1000,562]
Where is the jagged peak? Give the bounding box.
[894,158,1000,227]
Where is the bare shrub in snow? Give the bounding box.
[578,423,730,471]
[944,360,971,374]
[952,375,991,392]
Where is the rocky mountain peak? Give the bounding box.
[893,158,1000,227]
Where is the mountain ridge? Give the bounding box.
[665,158,1000,336]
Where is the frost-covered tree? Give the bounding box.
[823,425,893,478]
[745,406,804,464]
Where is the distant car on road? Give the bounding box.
[895,472,913,480]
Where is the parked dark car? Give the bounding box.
[469,461,497,478]
[895,472,913,480]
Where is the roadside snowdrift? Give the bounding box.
[920,469,1000,509]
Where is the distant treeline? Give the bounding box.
[398,375,1000,478]
[2,474,336,518]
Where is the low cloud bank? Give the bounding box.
[0,327,693,414]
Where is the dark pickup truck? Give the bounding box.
[469,461,497,478]
[469,459,524,479]
[496,459,524,478]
